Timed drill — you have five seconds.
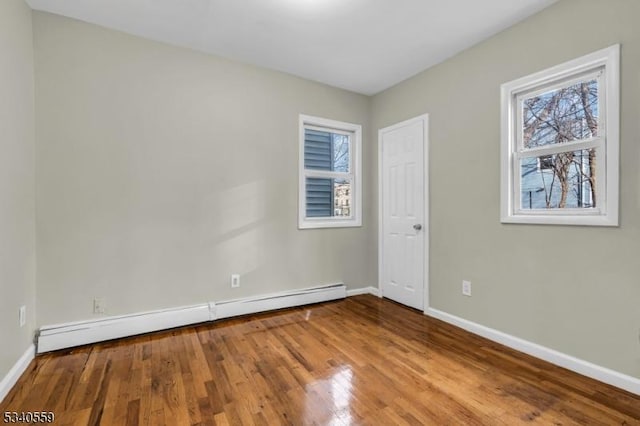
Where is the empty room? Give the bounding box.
[1,0,639,424]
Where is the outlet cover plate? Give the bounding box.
[93,298,106,314]
[231,274,240,288]
[19,305,26,327]
[462,280,472,296]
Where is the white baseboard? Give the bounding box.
[37,304,211,353]
[346,286,380,297]
[37,283,347,354]
[426,307,640,396]
[215,283,346,319]
[0,344,35,404]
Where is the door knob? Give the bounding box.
[413,224,422,231]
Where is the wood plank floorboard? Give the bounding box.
[2,295,639,425]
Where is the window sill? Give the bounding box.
[501,214,618,227]
[298,218,362,229]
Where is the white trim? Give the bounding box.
[500,44,620,226]
[378,114,430,311]
[298,114,362,229]
[346,286,380,297]
[377,124,383,299]
[0,344,35,404]
[516,137,601,158]
[36,283,347,353]
[426,307,640,395]
[215,283,346,319]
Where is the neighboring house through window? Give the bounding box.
[500,45,620,226]
[299,115,362,229]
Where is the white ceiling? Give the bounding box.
[25,0,558,95]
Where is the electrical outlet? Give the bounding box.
[93,297,106,314]
[19,305,26,327]
[231,274,240,288]
[462,280,472,297]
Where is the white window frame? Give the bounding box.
[500,44,620,226]
[298,114,362,229]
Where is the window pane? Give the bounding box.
[305,178,352,218]
[333,179,352,217]
[304,129,350,172]
[520,149,596,209]
[331,134,350,172]
[522,78,598,149]
[306,177,332,217]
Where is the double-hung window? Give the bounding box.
[500,45,620,226]
[298,115,362,229]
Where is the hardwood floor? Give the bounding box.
[2,295,639,425]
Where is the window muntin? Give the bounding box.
[501,45,619,226]
[299,115,362,229]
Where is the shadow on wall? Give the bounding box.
[199,180,268,280]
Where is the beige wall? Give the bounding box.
[0,0,37,379]
[372,0,640,378]
[33,12,374,326]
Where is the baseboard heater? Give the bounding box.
[36,283,346,353]
[214,283,346,319]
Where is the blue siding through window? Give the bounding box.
[304,129,333,217]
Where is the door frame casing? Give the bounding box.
[377,114,430,313]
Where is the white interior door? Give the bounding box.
[379,115,427,310]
